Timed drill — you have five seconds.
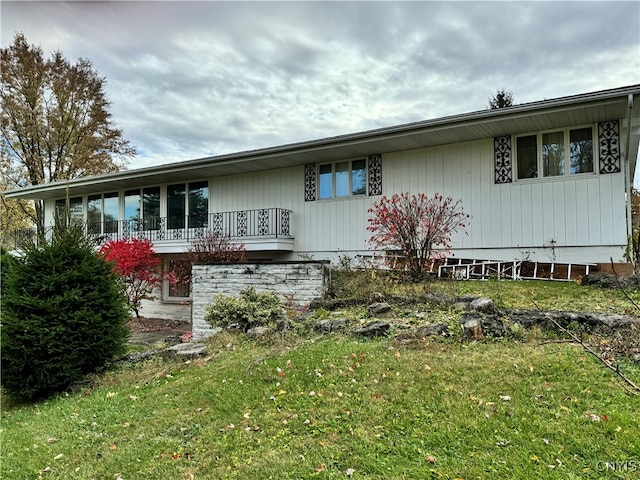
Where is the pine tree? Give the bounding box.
[1,222,130,401]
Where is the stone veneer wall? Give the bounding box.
[192,261,330,341]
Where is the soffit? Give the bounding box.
[7,87,639,200]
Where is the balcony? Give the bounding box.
[10,208,294,254]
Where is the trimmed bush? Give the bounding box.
[205,286,286,331]
[0,222,130,401]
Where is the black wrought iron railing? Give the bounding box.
[8,208,293,249]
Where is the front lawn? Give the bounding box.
[2,334,639,479]
[2,278,639,479]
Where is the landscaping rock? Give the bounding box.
[164,343,207,360]
[315,319,349,332]
[582,274,640,289]
[391,323,451,342]
[119,349,162,363]
[415,323,450,337]
[368,302,392,316]
[353,321,391,338]
[470,297,495,314]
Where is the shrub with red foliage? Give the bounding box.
[367,192,470,273]
[100,238,165,318]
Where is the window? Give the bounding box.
[516,126,595,180]
[167,181,209,229]
[570,128,594,174]
[318,159,367,199]
[188,181,209,228]
[143,187,161,230]
[55,197,83,223]
[86,192,120,234]
[103,193,119,233]
[164,259,190,300]
[167,184,186,229]
[124,189,141,224]
[124,187,161,230]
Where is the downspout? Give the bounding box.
[624,93,633,261]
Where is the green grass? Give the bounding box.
[3,279,640,479]
[331,271,640,314]
[2,330,639,479]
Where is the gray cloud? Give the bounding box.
[2,1,638,169]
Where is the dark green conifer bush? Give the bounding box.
[0,222,130,401]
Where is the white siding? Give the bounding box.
[316,138,627,263]
[40,136,628,265]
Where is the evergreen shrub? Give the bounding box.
[0,222,130,401]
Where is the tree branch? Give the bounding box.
[609,257,640,312]
[532,300,640,396]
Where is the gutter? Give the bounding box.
[625,93,634,259]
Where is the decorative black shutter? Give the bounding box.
[598,120,621,174]
[494,136,512,184]
[304,163,316,201]
[367,154,382,195]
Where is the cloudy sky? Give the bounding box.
[2,1,639,170]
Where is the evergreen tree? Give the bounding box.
[488,89,515,109]
[1,221,130,401]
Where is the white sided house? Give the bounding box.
[5,85,640,312]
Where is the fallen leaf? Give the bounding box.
[499,395,511,402]
[530,454,539,462]
[346,467,355,476]
[425,454,436,463]
[54,453,64,460]
[47,438,58,443]
[109,443,117,451]
[315,463,326,472]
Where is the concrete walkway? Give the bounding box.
[128,330,184,346]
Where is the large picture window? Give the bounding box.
[87,193,119,234]
[167,181,209,229]
[55,197,83,223]
[516,126,595,180]
[318,159,367,199]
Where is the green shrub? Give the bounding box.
[205,286,286,331]
[0,246,13,295]
[0,222,130,401]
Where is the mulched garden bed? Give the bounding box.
[127,316,190,333]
